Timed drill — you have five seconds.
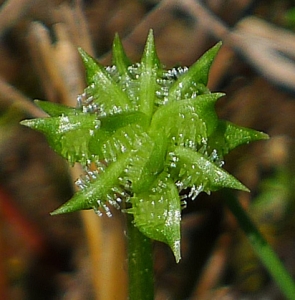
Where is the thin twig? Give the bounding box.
[52,22,85,106]
[57,0,95,56]
[0,76,46,117]
[28,22,64,103]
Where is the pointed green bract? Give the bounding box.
[79,48,132,115]
[208,120,269,157]
[138,29,162,119]
[21,112,100,165]
[78,48,100,85]
[21,31,268,262]
[168,42,222,102]
[130,173,181,262]
[112,33,131,75]
[174,146,249,193]
[51,151,131,215]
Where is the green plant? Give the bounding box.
[21,30,295,299]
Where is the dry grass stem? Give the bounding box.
[0,0,35,36]
[0,77,46,117]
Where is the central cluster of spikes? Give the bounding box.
[21,30,268,261]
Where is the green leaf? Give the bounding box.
[168,42,222,101]
[173,146,249,193]
[130,173,181,262]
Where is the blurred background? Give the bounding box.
[1,0,295,299]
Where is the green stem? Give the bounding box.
[225,191,295,300]
[126,214,154,300]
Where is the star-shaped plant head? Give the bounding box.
[21,30,268,262]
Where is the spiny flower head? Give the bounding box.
[21,30,268,262]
